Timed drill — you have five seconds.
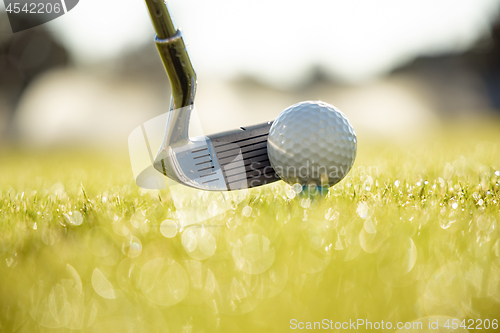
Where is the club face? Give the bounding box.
[209,122,281,190]
[153,122,281,191]
[153,136,228,191]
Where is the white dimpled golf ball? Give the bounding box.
[267,101,357,187]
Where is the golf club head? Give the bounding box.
[153,118,280,191]
[153,133,227,191]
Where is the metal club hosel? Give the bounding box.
[144,0,197,146]
[155,31,197,146]
[155,30,197,112]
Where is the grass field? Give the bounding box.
[1,121,500,332]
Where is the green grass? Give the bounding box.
[1,123,500,332]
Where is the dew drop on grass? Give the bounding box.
[122,236,142,258]
[208,202,219,216]
[197,231,217,258]
[452,202,458,209]
[439,220,454,229]
[43,284,71,328]
[285,186,296,199]
[310,236,321,249]
[116,258,140,294]
[113,221,131,238]
[364,219,377,234]
[160,219,178,238]
[357,202,368,219]
[300,198,311,209]
[394,180,400,188]
[182,228,198,253]
[230,277,247,301]
[325,208,338,221]
[130,212,145,229]
[359,226,384,253]
[92,268,116,299]
[377,237,417,286]
[242,206,252,217]
[292,183,302,194]
[71,211,83,226]
[495,171,500,177]
[5,257,14,267]
[181,226,216,260]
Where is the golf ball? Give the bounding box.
[267,101,357,187]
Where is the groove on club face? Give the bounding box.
[153,136,228,191]
[208,121,281,190]
[189,148,217,183]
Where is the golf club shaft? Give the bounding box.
[144,0,176,39]
[144,0,197,110]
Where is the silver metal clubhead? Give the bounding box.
[153,115,280,191]
[154,134,228,191]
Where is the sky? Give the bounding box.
[8,0,500,86]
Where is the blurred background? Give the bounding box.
[2,4,500,331]
[1,0,500,150]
